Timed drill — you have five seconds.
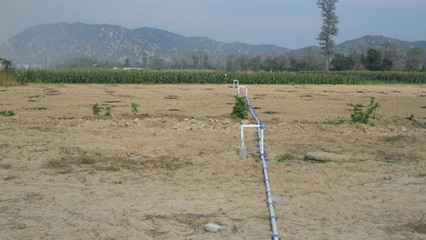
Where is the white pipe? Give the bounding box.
[234,81,281,240]
[240,124,260,147]
[238,86,248,98]
[233,79,239,88]
[260,125,280,240]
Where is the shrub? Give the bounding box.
[231,95,250,119]
[92,103,104,115]
[131,103,139,115]
[104,106,112,116]
[351,97,380,123]
[0,110,15,116]
[0,72,20,86]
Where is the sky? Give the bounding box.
[0,0,425,49]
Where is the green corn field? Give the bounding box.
[14,70,426,84]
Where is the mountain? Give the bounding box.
[334,35,426,55]
[290,36,426,56]
[1,22,425,65]
[0,22,290,64]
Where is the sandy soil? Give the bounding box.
[0,84,425,240]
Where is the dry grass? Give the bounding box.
[0,72,21,86]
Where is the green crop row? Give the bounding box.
[14,70,426,84]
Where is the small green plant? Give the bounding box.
[277,153,294,162]
[105,106,112,116]
[351,97,380,123]
[231,95,250,119]
[92,103,104,115]
[0,110,15,116]
[131,103,140,115]
[122,113,129,118]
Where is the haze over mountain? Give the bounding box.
[1,22,425,65]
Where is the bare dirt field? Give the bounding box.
[0,84,425,240]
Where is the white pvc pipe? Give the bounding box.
[240,124,260,147]
[238,85,248,97]
[235,81,281,240]
[233,79,239,88]
[260,125,280,240]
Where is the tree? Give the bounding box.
[330,53,355,71]
[405,48,423,71]
[123,58,130,68]
[382,41,398,70]
[150,58,164,70]
[263,55,286,72]
[303,48,321,71]
[317,0,339,71]
[226,55,236,72]
[0,57,12,72]
[362,49,383,71]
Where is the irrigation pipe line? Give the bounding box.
[233,80,281,240]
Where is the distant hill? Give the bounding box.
[0,22,289,64]
[334,35,426,55]
[291,35,426,56]
[0,22,425,65]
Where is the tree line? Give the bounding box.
[7,45,424,72]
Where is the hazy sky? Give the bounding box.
[0,0,425,49]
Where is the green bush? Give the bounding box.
[0,110,15,116]
[351,97,380,123]
[231,95,250,119]
[104,106,112,116]
[131,103,140,115]
[92,103,103,115]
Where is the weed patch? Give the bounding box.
[0,110,15,116]
[0,72,20,86]
[277,153,294,162]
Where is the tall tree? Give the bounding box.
[317,0,339,71]
[382,41,398,70]
[362,48,383,71]
[405,48,423,71]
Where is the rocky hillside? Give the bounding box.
[0,22,425,65]
[0,22,289,64]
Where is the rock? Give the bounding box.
[204,223,222,232]
[304,152,353,162]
